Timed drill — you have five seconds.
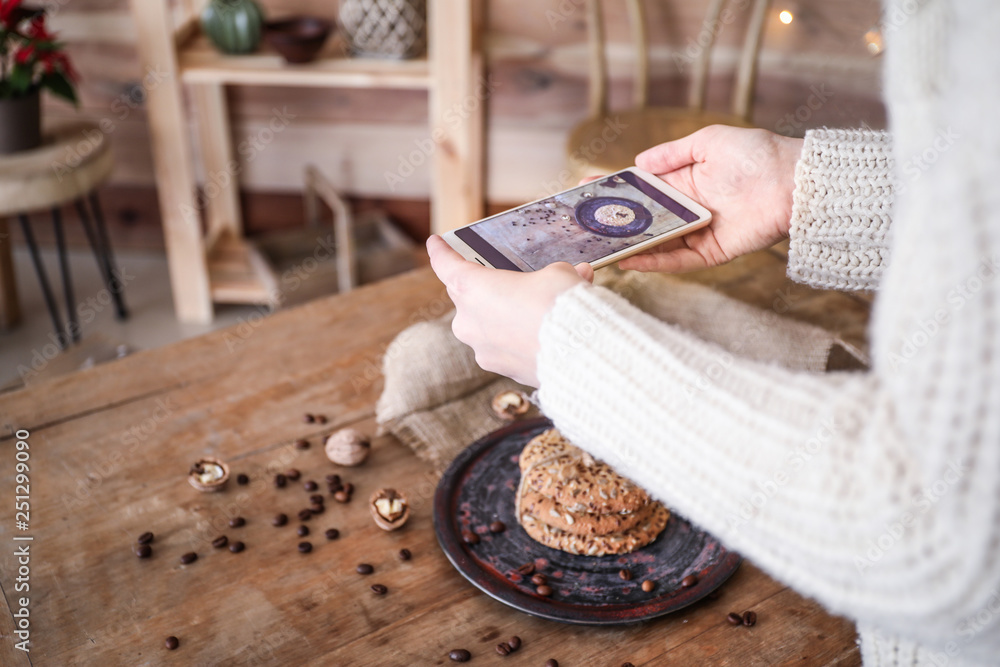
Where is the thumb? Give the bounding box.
[574,262,595,283]
[635,130,702,174]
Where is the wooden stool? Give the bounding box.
[0,122,128,347]
[567,0,770,182]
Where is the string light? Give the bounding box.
[864,26,884,55]
[778,10,794,24]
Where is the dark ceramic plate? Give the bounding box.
[433,418,741,624]
[574,196,653,237]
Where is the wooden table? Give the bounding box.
[0,250,869,666]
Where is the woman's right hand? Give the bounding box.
[619,125,803,273]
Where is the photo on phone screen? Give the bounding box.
[452,170,702,271]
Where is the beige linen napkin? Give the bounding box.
[376,269,866,472]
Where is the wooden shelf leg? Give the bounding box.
[191,82,243,244]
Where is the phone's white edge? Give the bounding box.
[441,166,713,271]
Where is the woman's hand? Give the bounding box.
[426,235,593,387]
[620,125,803,273]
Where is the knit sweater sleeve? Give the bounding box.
[786,128,894,292]
[536,1,1000,660]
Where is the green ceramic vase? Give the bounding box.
[201,0,264,55]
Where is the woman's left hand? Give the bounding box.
[426,235,594,387]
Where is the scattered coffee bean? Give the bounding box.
[236,473,249,485]
[461,530,480,545]
[298,541,312,554]
[641,580,655,593]
[496,642,511,656]
[343,482,354,495]
[448,648,471,662]
[298,509,313,521]
[229,541,245,553]
[228,517,245,528]
[742,610,757,627]
[135,544,152,559]
[536,584,553,597]
[328,482,344,494]
[726,612,743,625]
[304,480,318,492]
[507,636,521,651]
[531,573,547,586]
[274,474,287,488]
[333,490,350,503]
[212,536,229,549]
[356,563,374,575]
[286,469,301,481]
[165,636,179,650]
[622,663,636,667]
[370,583,387,595]
[316,415,328,424]
[272,513,288,527]
[619,568,632,581]
[297,525,309,537]
[180,552,198,565]
[489,520,506,533]
[303,413,315,423]
[309,494,325,505]
[681,574,698,588]
[309,504,325,515]
[398,548,412,561]
[326,473,341,485]
[544,660,559,667]
[137,531,154,545]
[295,439,310,450]
[325,528,340,540]
[516,562,535,576]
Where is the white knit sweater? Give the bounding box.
[536,1,1000,665]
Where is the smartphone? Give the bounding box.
[442,167,711,271]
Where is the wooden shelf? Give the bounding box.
[207,231,278,305]
[178,34,431,89]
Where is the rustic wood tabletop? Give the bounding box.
[0,246,870,666]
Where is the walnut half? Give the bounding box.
[491,390,531,420]
[188,457,230,493]
[369,488,410,531]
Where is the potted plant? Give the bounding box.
[0,0,77,155]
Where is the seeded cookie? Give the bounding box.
[520,454,650,515]
[519,490,661,536]
[517,428,577,474]
[518,503,670,556]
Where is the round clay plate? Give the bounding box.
[433,418,742,624]
[573,196,653,237]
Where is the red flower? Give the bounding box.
[14,43,34,65]
[26,15,51,40]
[0,0,23,27]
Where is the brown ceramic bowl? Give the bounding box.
[264,17,333,64]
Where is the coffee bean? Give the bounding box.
[297,525,309,537]
[461,530,480,545]
[309,494,325,505]
[272,513,288,527]
[622,663,636,667]
[726,612,743,625]
[298,509,313,521]
[228,517,245,528]
[516,562,535,576]
[531,573,547,586]
[180,552,198,565]
[370,583,387,595]
[298,541,312,553]
[325,528,340,540]
[507,636,521,651]
[681,574,698,588]
[448,648,471,662]
[229,541,245,553]
[398,548,412,561]
[333,490,350,503]
[496,642,511,656]
[135,544,152,558]
[356,563,374,575]
[536,584,552,597]
[489,520,506,533]
[304,480,318,492]
[274,474,287,488]
[316,415,327,424]
[137,531,154,545]
[286,469,301,481]
[618,568,632,581]
[544,659,558,667]
[236,473,249,485]
[343,482,354,495]
[309,504,325,515]
[295,439,310,450]
[326,474,341,485]
[303,413,315,423]
[165,636,179,650]
[212,536,228,548]
[328,482,344,494]
[742,610,757,627]
[641,580,655,592]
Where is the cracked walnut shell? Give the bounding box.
[369,488,410,531]
[491,390,530,420]
[188,457,230,492]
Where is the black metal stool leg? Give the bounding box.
[87,192,127,320]
[52,207,79,344]
[75,197,127,321]
[18,213,67,349]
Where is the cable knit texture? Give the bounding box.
[536,1,1000,665]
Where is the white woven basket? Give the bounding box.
[338,0,427,59]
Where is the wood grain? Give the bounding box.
[0,259,865,664]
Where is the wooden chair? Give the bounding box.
[566,0,771,182]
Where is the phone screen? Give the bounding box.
[454,171,701,271]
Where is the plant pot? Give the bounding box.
[0,90,42,155]
[201,0,264,55]
[338,0,426,59]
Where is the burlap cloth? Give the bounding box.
[375,269,867,473]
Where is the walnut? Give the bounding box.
[324,428,371,466]
[369,488,410,531]
[491,390,531,420]
[188,457,230,492]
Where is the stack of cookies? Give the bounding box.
[515,429,669,556]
